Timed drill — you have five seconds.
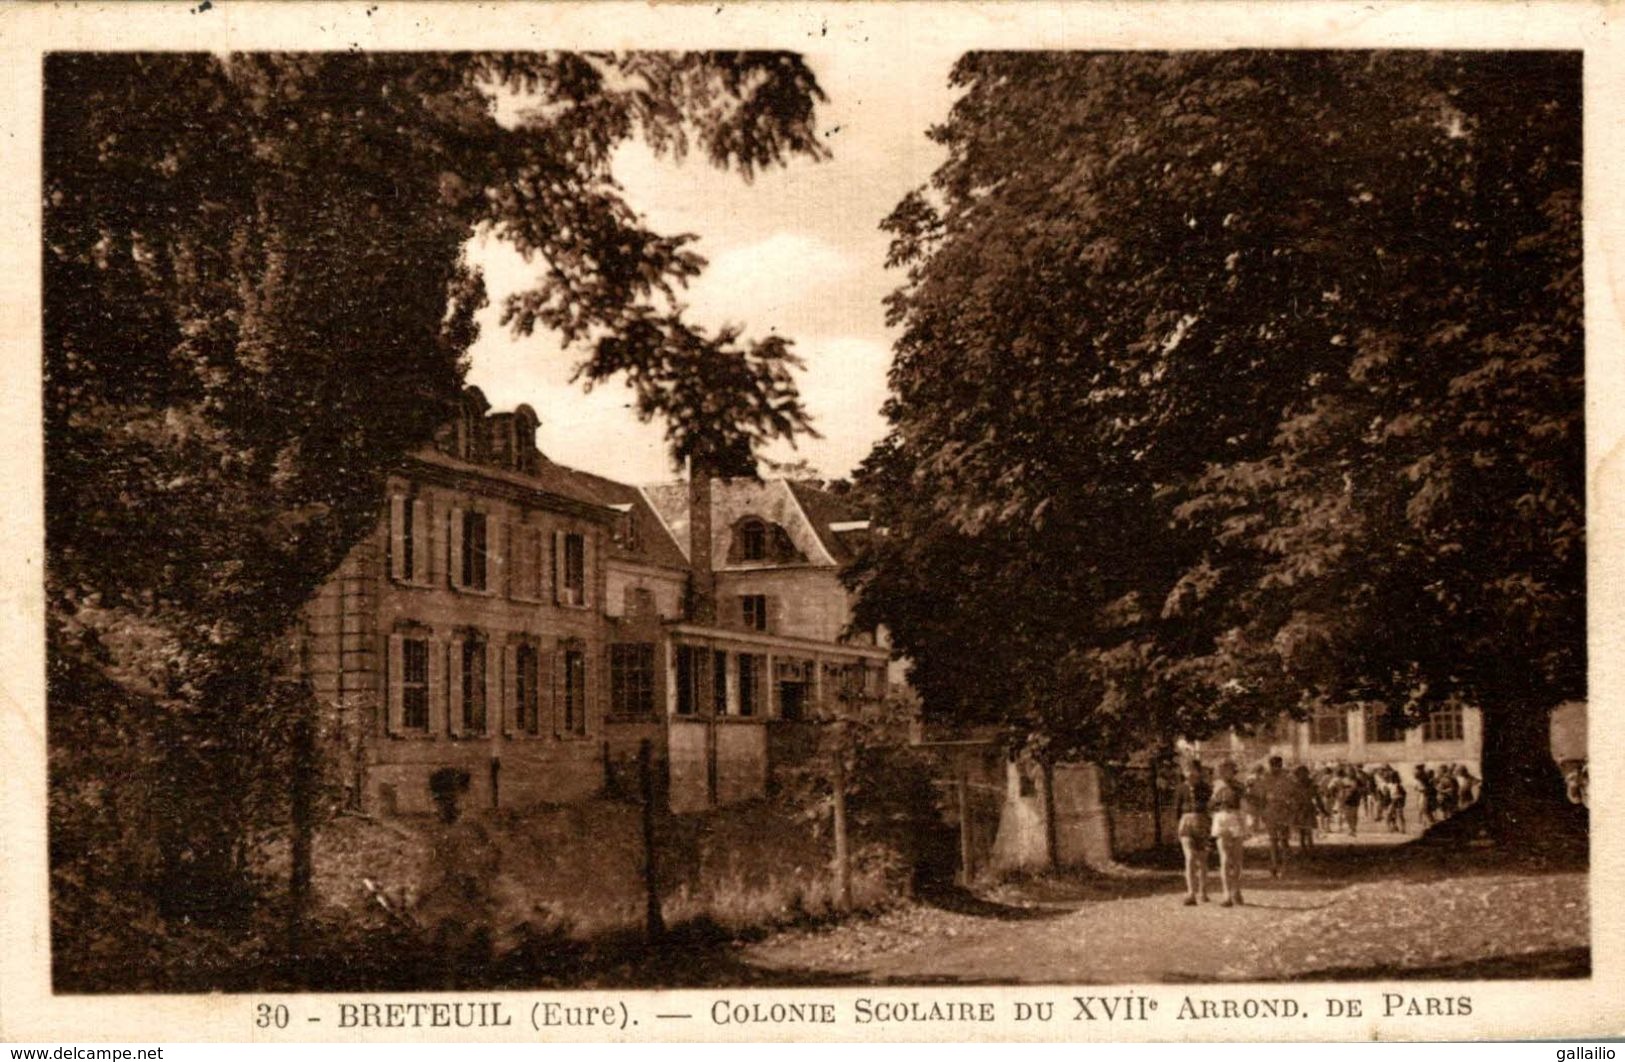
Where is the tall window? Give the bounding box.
[511,525,542,600]
[390,496,429,586]
[560,647,587,735]
[1424,704,1464,742]
[562,532,586,606]
[515,643,540,734]
[713,651,729,715]
[1364,704,1406,743]
[839,662,864,700]
[675,645,710,716]
[740,519,767,561]
[461,511,488,591]
[610,643,656,717]
[462,638,487,733]
[401,638,429,731]
[738,653,765,717]
[1310,703,1350,745]
[740,594,769,632]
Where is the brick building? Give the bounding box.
[300,388,889,816]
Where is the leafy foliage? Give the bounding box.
[853,52,1582,798]
[46,51,827,923]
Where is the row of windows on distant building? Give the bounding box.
[387,634,863,739]
[390,496,589,606]
[668,647,883,722]
[1287,703,1466,745]
[389,633,644,739]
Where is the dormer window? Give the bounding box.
[740,519,767,561]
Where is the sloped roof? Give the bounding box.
[640,477,871,567]
[410,449,689,570]
[533,460,691,570]
[785,479,870,565]
[643,481,693,561]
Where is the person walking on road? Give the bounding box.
[1260,755,1294,877]
[1416,764,1439,827]
[1173,760,1212,906]
[1387,768,1408,832]
[1337,765,1363,836]
[1210,760,1248,907]
[1289,764,1324,851]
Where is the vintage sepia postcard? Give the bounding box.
[2,0,1622,1046]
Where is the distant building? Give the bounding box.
[299,387,890,816]
[1187,702,1484,776]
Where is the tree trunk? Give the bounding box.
[1149,756,1164,848]
[638,739,665,942]
[955,761,973,886]
[1038,757,1058,870]
[288,694,316,956]
[1473,700,1580,838]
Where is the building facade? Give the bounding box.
[1188,702,1484,776]
[300,388,889,816]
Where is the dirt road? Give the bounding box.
[735,834,1589,985]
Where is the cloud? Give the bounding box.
[683,232,859,329]
[763,334,894,479]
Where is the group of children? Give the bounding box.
[1302,761,1478,836]
[1171,755,1481,907]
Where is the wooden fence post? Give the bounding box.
[638,739,665,942]
[1150,758,1164,847]
[955,759,973,886]
[831,722,853,912]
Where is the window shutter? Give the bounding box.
[489,518,506,598]
[766,655,779,718]
[410,498,429,585]
[448,635,465,736]
[481,642,496,736]
[502,644,517,736]
[427,637,446,735]
[386,634,404,735]
[768,595,784,635]
[551,648,564,735]
[449,508,465,590]
[552,531,567,605]
[505,522,520,598]
[530,528,545,599]
[537,643,553,735]
[579,649,591,735]
[389,497,407,583]
[424,499,442,587]
[582,532,595,609]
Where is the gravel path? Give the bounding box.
[737,840,1588,985]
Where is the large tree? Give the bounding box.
[854,51,1582,817]
[46,52,825,921]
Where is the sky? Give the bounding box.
[464,50,960,487]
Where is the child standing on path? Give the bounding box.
[1290,764,1324,850]
[1210,760,1248,907]
[1173,760,1212,906]
[1261,755,1294,877]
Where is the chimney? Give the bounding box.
[688,457,716,624]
